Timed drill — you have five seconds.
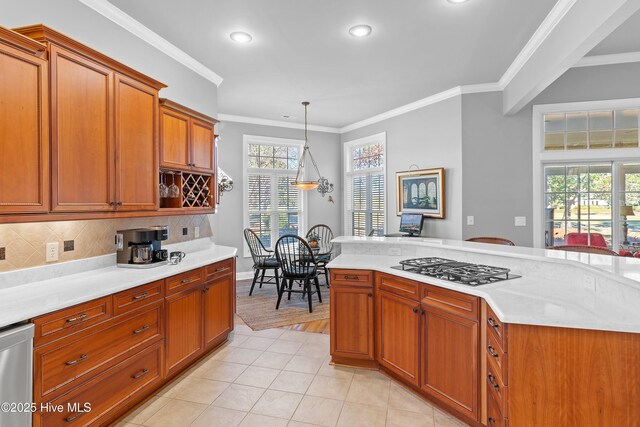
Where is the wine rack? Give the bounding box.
[160,170,213,209]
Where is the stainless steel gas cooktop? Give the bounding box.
[392,257,520,286]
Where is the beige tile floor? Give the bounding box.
[116,324,469,427]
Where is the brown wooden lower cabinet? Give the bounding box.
[203,272,234,350]
[165,285,203,377]
[421,303,479,420]
[376,289,420,386]
[330,283,375,361]
[32,258,235,426]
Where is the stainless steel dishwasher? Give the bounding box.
[0,323,34,427]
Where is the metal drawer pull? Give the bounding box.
[65,314,88,324]
[367,293,373,298]
[488,417,496,427]
[487,345,499,358]
[412,307,419,313]
[214,267,230,273]
[488,317,500,329]
[488,373,500,389]
[343,275,360,280]
[133,293,148,301]
[65,354,88,366]
[133,325,150,335]
[65,410,87,422]
[132,368,149,379]
[180,278,194,284]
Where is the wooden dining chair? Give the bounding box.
[551,245,618,256]
[274,235,323,313]
[306,224,334,287]
[243,228,280,295]
[465,237,515,246]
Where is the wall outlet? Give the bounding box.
[63,240,74,252]
[467,216,475,226]
[182,227,188,236]
[388,247,402,256]
[115,234,124,251]
[515,216,527,227]
[194,226,200,239]
[46,242,59,262]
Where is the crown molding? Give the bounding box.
[498,0,577,90]
[218,114,340,133]
[76,0,223,86]
[573,51,640,68]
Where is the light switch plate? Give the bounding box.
[46,242,59,262]
[515,216,527,227]
[467,216,475,226]
[194,226,200,238]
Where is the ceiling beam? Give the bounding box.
[502,0,640,115]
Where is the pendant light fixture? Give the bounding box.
[292,102,334,196]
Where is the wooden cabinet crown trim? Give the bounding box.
[0,26,46,56]
[160,98,219,125]
[13,24,166,90]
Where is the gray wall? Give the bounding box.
[215,121,342,273]
[462,62,640,246]
[341,97,463,240]
[1,0,218,116]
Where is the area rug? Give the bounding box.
[235,278,330,331]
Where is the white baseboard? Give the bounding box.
[237,271,254,280]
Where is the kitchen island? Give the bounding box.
[327,236,640,427]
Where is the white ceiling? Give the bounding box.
[588,9,640,56]
[107,0,558,128]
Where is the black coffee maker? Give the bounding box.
[116,226,169,268]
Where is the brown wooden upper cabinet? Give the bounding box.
[0,27,49,214]
[160,99,218,174]
[14,25,166,213]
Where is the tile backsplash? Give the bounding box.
[0,215,213,272]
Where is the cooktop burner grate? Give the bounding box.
[393,257,520,286]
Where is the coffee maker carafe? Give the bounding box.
[116,226,169,268]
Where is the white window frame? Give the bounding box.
[532,98,640,248]
[243,134,307,257]
[343,132,387,236]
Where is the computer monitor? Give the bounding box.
[399,213,424,236]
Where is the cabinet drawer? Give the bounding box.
[487,328,508,384]
[205,258,234,281]
[422,286,479,321]
[33,297,113,347]
[376,274,419,301]
[487,359,508,417]
[487,304,508,350]
[35,342,163,427]
[330,269,373,286]
[166,268,204,295]
[487,390,508,427]
[36,305,162,401]
[114,281,164,315]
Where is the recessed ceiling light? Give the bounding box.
[447,0,470,3]
[348,25,372,38]
[230,31,252,43]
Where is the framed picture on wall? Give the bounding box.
[396,168,445,218]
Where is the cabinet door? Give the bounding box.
[114,74,158,211]
[376,291,420,386]
[0,42,49,213]
[330,285,374,360]
[421,305,479,420]
[165,287,202,376]
[159,107,190,170]
[203,274,233,350]
[50,45,115,212]
[189,118,215,173]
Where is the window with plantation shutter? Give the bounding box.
[344,133,386,237]
[243,136,305,255]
